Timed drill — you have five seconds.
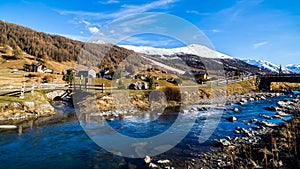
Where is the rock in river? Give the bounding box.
[226,116,237,122]
[233,108,239,112]
[144,156,151,164]
[264,106,278,111]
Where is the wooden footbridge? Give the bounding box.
[0,83,107,100]
[257,74,300,91]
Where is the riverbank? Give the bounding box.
[144,93,300,169]
[92,79,257,112]
[0,91,56,126]
[192,96,300,169]
[94,78,296,112]
[0,79,295,124]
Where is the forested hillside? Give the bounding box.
[0,20,147,71]
[0,20,85,62]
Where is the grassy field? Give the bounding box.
[0,91,49,104]
[0,46,80,88]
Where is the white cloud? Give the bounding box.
[211,29,221,33]
[119,36,179,48]
[119,14,158,27]
[82,20,91,26]
[88,27,100,34]
[56,0,177,20]
[98,0,119,4]
[56,0,178,38]
[186,10,210,16]
[186,10,200,15]
[253,41,269,49]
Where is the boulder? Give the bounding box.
[157,159,170,164]
[144,156,151,164]
[198,107,208,111]
[24,102,35,108]
[260,114,272,120]
[272,114,283,119]
[240,98,247,103]
[226,116,237,122]
[219,139,231,146]
[264,106,278,111]
[261,96,267,100]
[249,98,255,101]
[237,102,245,105]
[233,108,239,112]
[149,163,158,168]
[276,111,291,117]
[46,90,65,100]
[13,102,23,109]
[251,119,258,123]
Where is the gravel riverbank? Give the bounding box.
[142,93,300,169]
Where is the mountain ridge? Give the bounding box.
[286,64,300,74]
[243,59,300,74]
[120,44,233,59]
[120,44,264,76]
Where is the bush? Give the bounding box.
[174,78,183,85]
[63,73,74,83]
[117,80,126,89]
[44,74,55,82]
[197,77,209,84]
[26,73,41,78]
[148,76,156,90]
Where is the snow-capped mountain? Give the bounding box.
[120,44,264,75]
[243,59,292,73]
[286,64,300,74]
[120,44,233,59]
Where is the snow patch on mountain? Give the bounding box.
[140,55,185,74]
[120,44,233,59]
[286,64,300,74]
[243,59,291,73]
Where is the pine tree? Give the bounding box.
[149,76,155,90]
[279,65,283,74]
[62,71,74,84]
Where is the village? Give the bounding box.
[21,61,210,91]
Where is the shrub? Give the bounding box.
[117,80,126,89]
[44,74,55,82]
[26,73,41,78]
[148,76,156,90]
[62,73,74,83]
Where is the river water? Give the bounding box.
[0,94,295,169]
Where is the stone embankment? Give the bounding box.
[0,91,58,125]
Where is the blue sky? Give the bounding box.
[0,0,299,65]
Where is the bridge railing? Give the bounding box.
[258,74,300,78]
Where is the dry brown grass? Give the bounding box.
[226,79,257,95]
[0,48,72,86]
[271,82,300,91]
